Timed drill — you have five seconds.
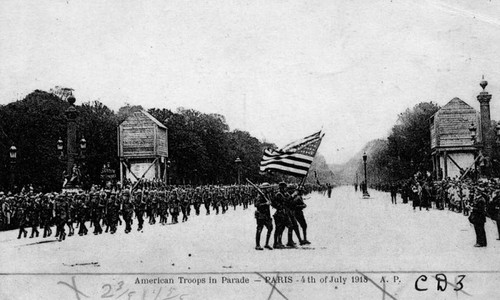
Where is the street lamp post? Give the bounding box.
[9,145,17,192]
[166,159,171,185]
[235,157,242,185]
[362,152,370,198]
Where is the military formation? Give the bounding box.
[253,182,311,250]
[379,174,500,248]
[0,184,260,241]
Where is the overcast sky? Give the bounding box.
[1,0,500,164]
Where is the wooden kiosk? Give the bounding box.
[118,110,168,184]
[430,98,480,180]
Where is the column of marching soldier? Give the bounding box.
[0,183,322,243]
[0,185,260,241]
[379,175,500,248]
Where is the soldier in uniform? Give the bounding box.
[1,193,12,228]
[193,188,202,215]
[486,185,500,240]
[293,187,310,245]
[185,189,192,216]
[66,194,75,237]
[254,182,273,250]
[121,190,134,233]
[231,187,238,210]
[41,194,53,238]
[134,190,146,231]
[16,198,28,239]
[147,190,157,225]
[222,188,229,213]
[77,194,89,236]
[272,182,290,249]
[242,188,249,210]
[92,192,105,235]
[285,187,304,247]
[28,195,40,238]
[203,188,211,215]
[469,185,488,247]
[390,183,397,204]
[55,195,67,241]
[158,191,168,225]
[212,189,220,215]
[170,197,180,224]
[181,189,190,222]
[107,192,120,234]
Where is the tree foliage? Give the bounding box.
[0,91,69,191]
[0,89,335,191]
[334,102,441,185]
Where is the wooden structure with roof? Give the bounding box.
[118,110,168,183]
[430,97,480,179]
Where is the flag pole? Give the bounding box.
[246,178,272,205]
[299,134,325,188]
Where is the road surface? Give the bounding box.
[1,186,499,299]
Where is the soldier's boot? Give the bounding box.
[30,227,38,238]
[273,233,282,249]
[286,231,297,248]
[265,231,273,250]
[255,231,263,250]
[23,229,27,238]
[138,218,143,231]
[301,230,310,245]
[293,227,302,245]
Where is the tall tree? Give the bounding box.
[0,90,68,191]
[78,101,119,186]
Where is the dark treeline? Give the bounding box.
[335,102,441,185]
[0,90,332,192]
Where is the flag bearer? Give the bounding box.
[255,183,273,250]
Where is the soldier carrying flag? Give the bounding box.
[253,130,324,249]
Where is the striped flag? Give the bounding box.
[260,131,324,177]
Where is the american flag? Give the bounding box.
[260,131,324,177]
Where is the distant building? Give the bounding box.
[430,98,480,179]
[118,110,168,183]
